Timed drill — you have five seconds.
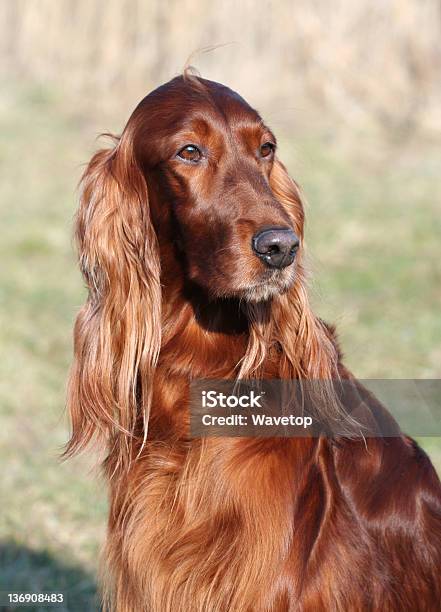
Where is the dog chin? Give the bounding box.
[240,273,295,303]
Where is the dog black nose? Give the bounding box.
[252,228,299,269]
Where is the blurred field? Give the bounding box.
[1,1,441,609]
[2,1,441,135]
[0,83,106,611]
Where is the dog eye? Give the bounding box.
[177,145,202,162]
[260,142,275,158]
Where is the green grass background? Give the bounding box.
[1,83,440,610]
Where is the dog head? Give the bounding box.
[128,76,304,302]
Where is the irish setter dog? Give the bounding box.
[66,74,441,611]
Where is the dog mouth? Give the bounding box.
[239,267,296,302]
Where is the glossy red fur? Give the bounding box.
[66,75,441,611]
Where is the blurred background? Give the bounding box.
[1,1,440,609]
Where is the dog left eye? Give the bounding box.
[260,142,275,158]
[177,145,202,162]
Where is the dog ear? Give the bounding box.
[269,157,339,383]
[269,158,305,239]
[65,128,161,469]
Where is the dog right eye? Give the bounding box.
[177,145,202,162]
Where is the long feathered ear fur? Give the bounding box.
[65,127,161,469]
[270,158,338,377]
[241,158,339,392]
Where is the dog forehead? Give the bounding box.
[140,76,262,128]
[197,77,260,120]
[131,77,267,164]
